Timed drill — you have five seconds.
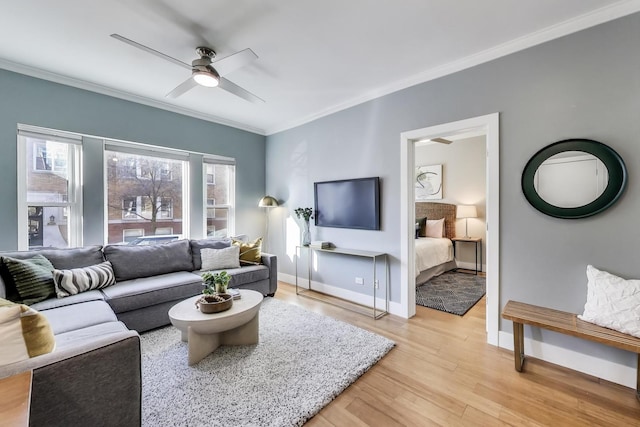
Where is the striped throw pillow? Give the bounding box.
[53,261,116,298]
[3,255,56,305]
[0,298,55,366]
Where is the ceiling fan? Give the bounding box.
[110,34,264,103]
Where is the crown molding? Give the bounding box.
[265,0,640,135]
[0,58,267,136]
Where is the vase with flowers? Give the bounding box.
[294,207,314,246]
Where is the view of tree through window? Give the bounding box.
[106,150,185,244]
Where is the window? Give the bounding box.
[204,160,234,238]
[106,147,186,244]
[123,228,144,243]
[18,128,82,250]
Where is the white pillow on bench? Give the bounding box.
[578,265,640,338]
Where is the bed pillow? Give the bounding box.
[52,261,116,298]
[3,255,56,305]
[416,217,427,238]
[233,237,263,265]
[578,265,640,338]
[0,298,55,366]
[200,246,240,271]
[424,218,444,238]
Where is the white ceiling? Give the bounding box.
[1,0,639,135]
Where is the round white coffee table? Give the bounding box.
[168,289,263,365]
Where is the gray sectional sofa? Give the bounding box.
[0,238,277,427]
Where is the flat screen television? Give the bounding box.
[314,177,380,230]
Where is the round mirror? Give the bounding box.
[522,139,627,219]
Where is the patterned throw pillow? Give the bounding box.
[0,297,55,366]
[232,237,263,265]
[3,255,56,305]
[52,261,116,298]
[200,246,240,271]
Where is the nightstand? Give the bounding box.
[451,237,482,275]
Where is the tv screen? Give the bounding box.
[314,177,380,230]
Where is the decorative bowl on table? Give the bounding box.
[195,294,233,314]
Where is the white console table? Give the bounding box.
[295,246,389,319]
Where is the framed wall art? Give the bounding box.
[415,164,443,200]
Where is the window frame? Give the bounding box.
[17,128,83,250]
[203,159,235,238]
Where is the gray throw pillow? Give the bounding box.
[53,261,116,298]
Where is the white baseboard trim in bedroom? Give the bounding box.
[278,272,404,316]
[498,331,636,388]
[455,261,486,272]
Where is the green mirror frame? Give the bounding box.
[521,139,627,219]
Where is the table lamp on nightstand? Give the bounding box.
[456,205,477,238]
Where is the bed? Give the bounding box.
[415,202,457,285]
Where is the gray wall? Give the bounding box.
[415,136,486,268]
[266,13,640,366]
[0,69,266,250]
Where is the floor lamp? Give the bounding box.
[259,196,279,252]
[456,205,477,238]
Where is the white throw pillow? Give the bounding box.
[578,265,640,338]
[200,246,240,271]
[424,218,444,238]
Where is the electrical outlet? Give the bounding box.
[355,277,364,285]
[374,280,379,289]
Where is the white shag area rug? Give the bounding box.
[141,297,395,427]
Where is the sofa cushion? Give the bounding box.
[0,246,105,301]
[53,261,116,298]
[3,255,56,305]
[54,321,130,351]
[233,237,263,265]
[0,246,105,269]
[101,271,203,313]
[201,246,240,271]
[104,239,194,281]
[31,290,105,311]
[190,238,232,270]
[41,300,118,335]
[197,264,269,287]
[0,298,55,365]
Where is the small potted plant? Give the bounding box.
[198,271,233,313]
[202,270,232,294]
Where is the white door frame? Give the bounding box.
[400,113,500,346]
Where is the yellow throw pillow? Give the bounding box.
[0,298,55,366]
[232,237,263,265]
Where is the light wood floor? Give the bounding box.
[274,282,640,426]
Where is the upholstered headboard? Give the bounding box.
[415,202,456,239]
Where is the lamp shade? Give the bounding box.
[456,205,477,219]
[258,195,279,208]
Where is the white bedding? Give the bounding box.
[415,237,453,277]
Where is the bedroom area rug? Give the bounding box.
[140,298,395,427]
[416,271,486,315]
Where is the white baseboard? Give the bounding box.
[498,331,636,388]
[455,261,486,272]
[278,272,404,317]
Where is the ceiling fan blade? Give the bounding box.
[166,77,198,99]
[218,77,264,104]
[111,34,191,70]
[212,48,258,76]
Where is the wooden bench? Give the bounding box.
[502,300,640,400]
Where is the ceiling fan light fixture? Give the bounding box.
[192,71,219,87]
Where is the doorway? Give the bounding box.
[400,113,500,346]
